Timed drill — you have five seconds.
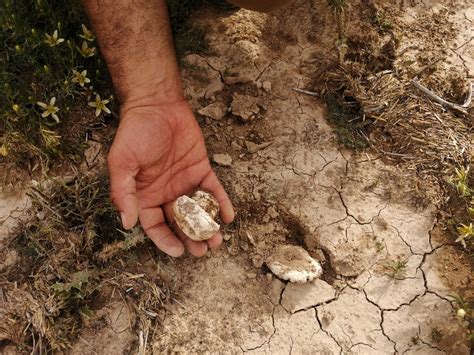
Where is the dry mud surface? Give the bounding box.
[1,0,473,354]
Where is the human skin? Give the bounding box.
[82,0,235,257]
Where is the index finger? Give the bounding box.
[139,206,184,257]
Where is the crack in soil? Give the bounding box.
[314,308,343,355]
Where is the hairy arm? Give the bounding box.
[81,0,234,257]
[82,0,183,106]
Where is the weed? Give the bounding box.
[448,166,473,250]
[385,259,408,279]
[0,0,113,168]
[327,0,347,49]
[374,11,393,33]
[431,327,443,343]
[450,295,474,343]
[2,173,168,351]
[450,166,472,198]
[375,240,384,253]
[223,67,233,77]
[456,223,473,249]
[325,95,370,150]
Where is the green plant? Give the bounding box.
[456,223,474,249]
[328,0,347,43]
[450,295,473,342]
[325,95,370,150]
[431,327,443,343]
[450,166,472,198]
[0,0,113,166]
[374,11,393,32]
[375,240,384,253]
[385,259,408,279]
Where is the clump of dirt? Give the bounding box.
[0,173,172,352]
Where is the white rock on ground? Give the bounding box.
[281,279,336,313]
[173,195,220,241]
[212,153,232,167]
[266,245,323,283]
[198,102,226,120]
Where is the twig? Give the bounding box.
[411,79,470,115]
[292,87,318,96]
[461,82,473,108]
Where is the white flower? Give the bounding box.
[72,69,91,87]
[37,97,60,123]
[88,94,111,117]
[77,41,96,58]
[79,24,94,41]
[456,308,466,319]
[44,30,64,47]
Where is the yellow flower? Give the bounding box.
[72,69,91,87]
[79,24,94,41]
[37,97,60,123]
[44,29,64,47]
[12,104,20,113]
[77,41,96,58]
[456,223,473,248]
[0,144,8,157]
[88,94,111,117]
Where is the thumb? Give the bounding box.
[108,152,139,230]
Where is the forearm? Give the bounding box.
[82,0,183,107]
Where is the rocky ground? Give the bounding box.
[1,0,472,353]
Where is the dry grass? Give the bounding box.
[325,64,471,175]
[317,1,472,177]
[0,173,173,352]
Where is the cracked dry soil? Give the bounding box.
[153,1,472,353]
[0,0,472,354]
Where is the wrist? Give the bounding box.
[117,70,185,109]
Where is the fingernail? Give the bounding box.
[120,212,127,229]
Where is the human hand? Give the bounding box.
[107,99,234,257]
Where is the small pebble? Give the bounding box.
[262,81,272,92]
[212,153,232,167]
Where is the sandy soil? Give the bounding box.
[1,0,472,354]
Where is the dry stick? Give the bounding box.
[292,87,318,96]
[411,79,471,115]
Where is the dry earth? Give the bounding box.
[1,0,473,354]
